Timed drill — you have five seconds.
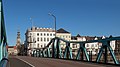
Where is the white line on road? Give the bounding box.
[17,58,35,67]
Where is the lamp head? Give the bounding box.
[48,13,52,16]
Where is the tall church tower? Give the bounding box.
[16,29,21,54]
[16,31,21,46]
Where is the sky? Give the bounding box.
[2,0,120,46]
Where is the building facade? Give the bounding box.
[56,28,71,49]
[25,27,55,55]
[71,35,116,55]
[8,46,17,56]
[25,27,117,56]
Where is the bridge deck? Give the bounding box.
[7,56,118,67]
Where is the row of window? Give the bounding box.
[86,44,98,47]
[30,33,55,36]
[37,43,47,48]
[37,37,53,42]
[30,43,47,48]
[58,35,71,39]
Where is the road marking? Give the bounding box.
[78,62,104,67]
[17,58,35,67]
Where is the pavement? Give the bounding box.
[7,56,120,67]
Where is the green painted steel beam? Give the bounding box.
[38,35,120,65]
[76,47,81,60]
[0,0,8,61]
[96,46,103,62]
[107,44,119,64]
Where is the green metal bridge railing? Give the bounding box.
[0,0,8,67]
[32,36,120,66]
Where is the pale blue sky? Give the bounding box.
[2,0,120,46]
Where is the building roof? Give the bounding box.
[8,46,14,48]
[76,34,81,37]
[26,27,55,32]
[56,28,70,33]
[71,36,77,40]
[85,36,95,41]
[8,46,17,49]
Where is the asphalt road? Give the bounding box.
[7,56,119,67]
[7,56,32,67]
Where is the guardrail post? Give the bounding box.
[47,48,50,57]
[3,45,5,57]
[43,50,46,57]
[52,39,55,58]
[56,39,60,58]
[104,42,108,64]
[66,42,70,59]
[42,50,44,57]
[64,42,70,59]
[76,45,81,60]
[90,51,92,61]
[0,44,3,61]
[39,49,40,57]
[40,49,43,57]
[36,49,38,57]
[107,41,119,64]
[81,43,84,61]
[76,43,89,61]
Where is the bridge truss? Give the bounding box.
[33,37,120,65]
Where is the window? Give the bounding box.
[72,45,74,48]
[72,44,76,48]
[30,33,32,35]
[47,33,49,36]
[50,34,52,36]
[44,38,46,41]
[44,44,46,47]
[33,38,35,42]
[37,44,39,48]
[41,33,42,36]
[41,45,43,48]
[37,33,39,36]
[66,36,67,38]
[53,34,55,36]
[41,38,42,41]
[44,33,46,36]
[92,44,94,47]
[47,38,49,42]
[95,44,97,47]
[37,37,39,41]
[87,44,89,47]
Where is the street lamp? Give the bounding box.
[48,13,56,37]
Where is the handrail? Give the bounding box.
[0,58,9,67]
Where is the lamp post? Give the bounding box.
[48,13,56,37]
